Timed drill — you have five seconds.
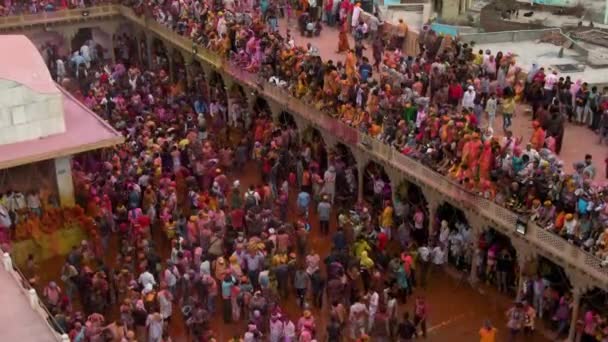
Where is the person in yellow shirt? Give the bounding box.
[380,200,394,237]
[501,96,516,132]
[479,320,497,342]
[474,49,484,65]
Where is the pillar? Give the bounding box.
[470,245,479,284]
[54,156,75,207]
[512,240,536,302]
[426,196,439,235]
[245,91,259,114]
[168,51,175,83]
[57,27,77,53]
[268,101,282,123]
[135,34,142,65]
[182,52,194,88]
[357,163,365,203]
[145,32,153,69]
[102,23,119,64]
[568,287,582,342]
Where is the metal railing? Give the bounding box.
[0,5,119,30]
[1,249,68,341]
[3,4,607,287]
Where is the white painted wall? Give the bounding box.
[0,79,65,145]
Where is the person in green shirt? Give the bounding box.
[403,101,418,123]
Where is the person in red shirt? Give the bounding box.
[377,228,388,252]
[448,80,463,107]
[231,207,245,231]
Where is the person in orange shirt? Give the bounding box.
[479,320,497,342]
[395,19,408,50]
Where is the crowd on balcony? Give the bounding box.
[0,0,115,15]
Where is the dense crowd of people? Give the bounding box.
[141,0,608,262]
[9,7,440,341]
[2,0,608,341]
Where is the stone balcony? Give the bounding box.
[1,5,605,291]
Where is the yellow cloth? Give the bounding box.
[354,240,371,258]
[380,206,394,228]
[502,97,515,114]
[360,251,374,269]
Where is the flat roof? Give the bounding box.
[0,86,124,170]
[0,266,58,342]
[475,40,608,85]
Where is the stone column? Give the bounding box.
[268,100,282,123]
[102,23,119,64]
[357,163,365,203]
[182,52,194,88]
[135,33,142,65]
[470,245,479,284]
[168,50,175,83]
[54,156,75,207]
[512,240,536,302]
[568,287,582,342]
[426,195,439,236]
[145,32,153,69]
[245,90,259,114]
[57,27,77,53]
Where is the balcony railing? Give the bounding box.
[2,4,607,286]
[0,5,119,30]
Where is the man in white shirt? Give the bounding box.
[418,245,431,287]
[138,269,156,289]
[56,58,66,82]
[367,289,379,331]
[432,245,445,267]
[349,298,369,339]
[462,85,476,111]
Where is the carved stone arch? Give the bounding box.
[511,238,537,275]
[267,99,284,123]
[352,148,370,174]
[362,160,392,209]
[278,111,298,130]
[566,269,599,294]
[318,130,338,150]
[301,126,329,173]
[253,97,272,118]
[330,143,360,205]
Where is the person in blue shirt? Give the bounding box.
[359,56,373,83]
[221,275,235,323]
[332,226,347,250]
[297,190,311,218]
[194,96,207,115]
